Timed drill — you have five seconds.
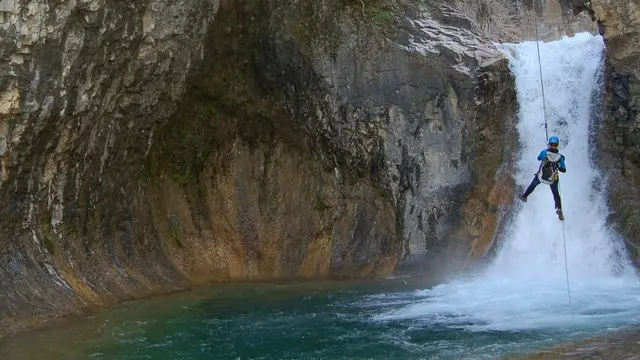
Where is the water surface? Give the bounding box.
[1,277,639,360]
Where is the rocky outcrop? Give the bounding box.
[566,0,640,264]
[450,0,596,42]
[0,0,517,336]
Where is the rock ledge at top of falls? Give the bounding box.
[0,0,517,337]
[443,0,597,42]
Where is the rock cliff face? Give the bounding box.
[451,0,596,42]
[567,0,640,265]
[0,0,518,336]
[0,0,223,335]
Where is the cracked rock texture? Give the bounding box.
[0,0,521,336]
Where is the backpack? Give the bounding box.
[537,151,562,185]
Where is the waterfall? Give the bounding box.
[374,33,640,332]
[487,33,637,283]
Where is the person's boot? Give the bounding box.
[519,194,527,203]
[556,208,565,221]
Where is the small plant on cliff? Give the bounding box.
[340,0,396,24]
[370,9,394,25]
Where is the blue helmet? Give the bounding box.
[548,136,560,145]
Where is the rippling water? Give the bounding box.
[1,277,639,360]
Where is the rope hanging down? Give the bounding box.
[533,13,574,319]
[561,220,574,318]
[533,14,550,142]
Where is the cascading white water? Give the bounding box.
[373,33,640,333]
[487,32,637,283]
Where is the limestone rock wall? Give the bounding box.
[258,1,520,273]
[0,0,518,336]
[0,0,222,336]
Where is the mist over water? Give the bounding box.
[489,32,636,283]
[373,33,640,333]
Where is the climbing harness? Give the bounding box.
[533,13,574,319]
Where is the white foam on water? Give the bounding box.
[373,33,640,333]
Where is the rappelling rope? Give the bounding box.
[533,12,574,319]
[533,14,549,142]
[561,219,574,318]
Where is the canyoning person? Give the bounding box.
[519,136,567,221]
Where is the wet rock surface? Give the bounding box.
[509,330,640,360]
